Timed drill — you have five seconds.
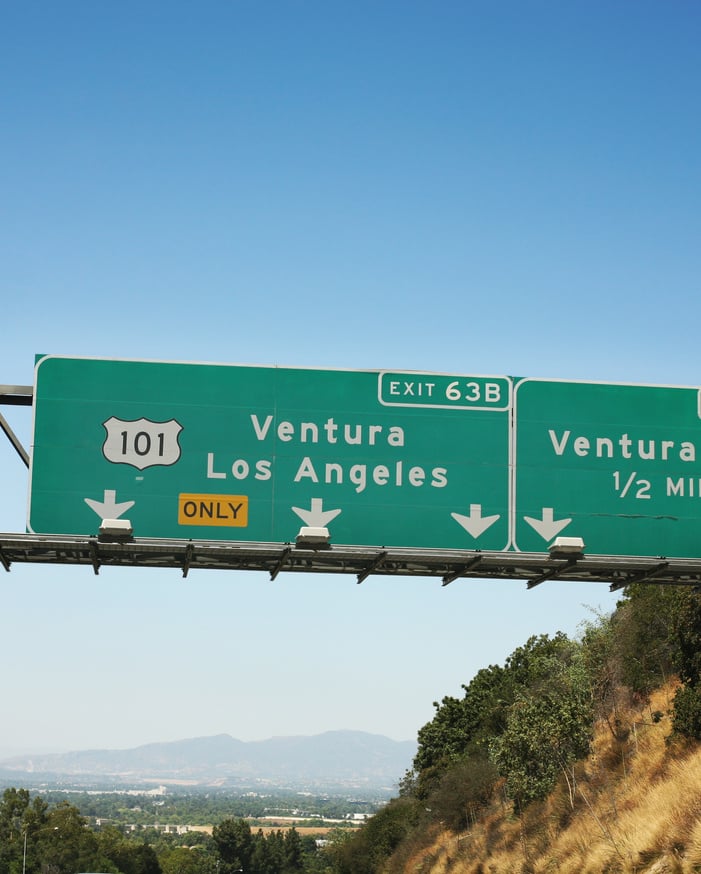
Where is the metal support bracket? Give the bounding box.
[270,547,292,581]
[182,543,195,578]
[357,551,388,584]
[442,554,483,586]
[88,539,101,575]
[609,561,669,592]
[527,557,579,589]
[0,385,33,468]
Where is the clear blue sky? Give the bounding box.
[1,1,700,757]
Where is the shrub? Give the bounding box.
[427,756,498,832]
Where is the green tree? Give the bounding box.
[673,588,701,685]
[0,792,114,874]
[29,801,113,874]
[282,828,303,873]
[159,847,205,874]
[672,589,701,737]
[425,756,497,832]
[114,842,161,874]
[579,610,624,726]
[412,663,507,796]
[296,834,328,874]
[613,584,680,695]
[490,639,593,807]
[212,819,252,874]
[0,789,38,874]
[329,797,419,874]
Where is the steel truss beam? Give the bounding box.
[1,534,700,591]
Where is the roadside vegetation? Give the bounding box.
[4,584,701,873]
[328,584,701,873]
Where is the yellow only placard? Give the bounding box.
[178,494,249,527]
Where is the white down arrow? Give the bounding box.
[84,489,135,520]
[451,504,500,539]
[523,507,572,542]
[291,498,342,528]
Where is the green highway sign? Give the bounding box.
[514,379,701,559]
[28,356,512,550]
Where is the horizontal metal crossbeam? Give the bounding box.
[0,386,33,405]
[1,534,701,590]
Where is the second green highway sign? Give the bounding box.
[513,378,701,559]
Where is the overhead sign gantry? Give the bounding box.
[3,355,701,588]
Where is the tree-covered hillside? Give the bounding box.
[329,585,701,873]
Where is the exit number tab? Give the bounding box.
[378,372,512,411]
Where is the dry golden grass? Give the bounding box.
[183,822,350,837]
[395,681,701,874]
[250,825,343,836]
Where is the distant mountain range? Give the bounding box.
[0,731,416,792]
